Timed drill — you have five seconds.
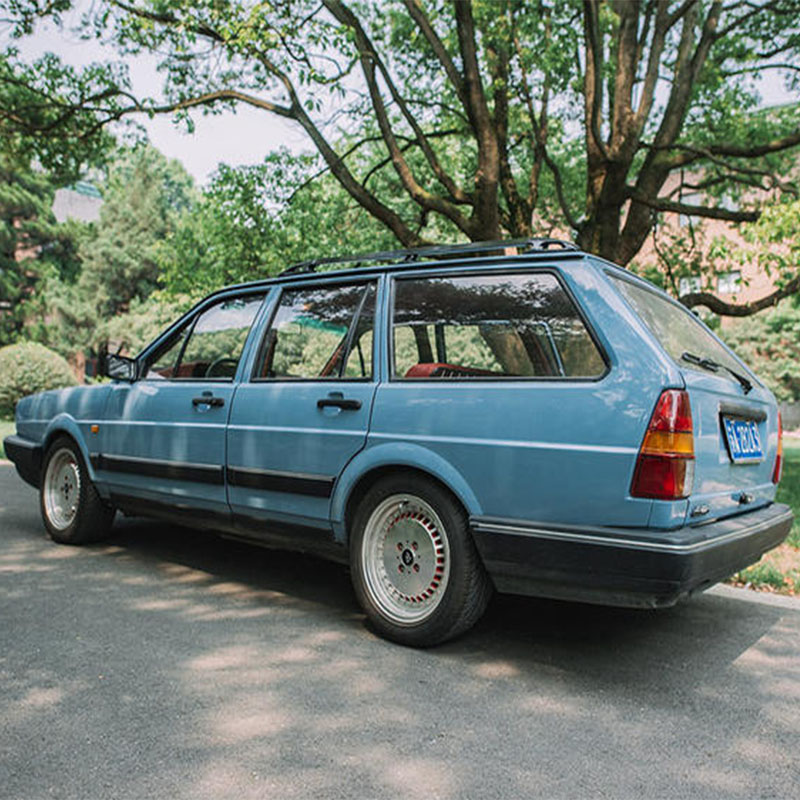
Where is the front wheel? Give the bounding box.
[350,474,492,647]
[40,436,115,545]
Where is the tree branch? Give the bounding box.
[583,0,611,161]
[627,190,759,221]
[402,0,468,110]
[322,0,474,235]
[453,0,501,237]
[681,275,800,316]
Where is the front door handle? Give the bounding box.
[192,395,225,407]
[317,397,362,411]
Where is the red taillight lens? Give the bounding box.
[773,411,783,485]
[631,390,695,500]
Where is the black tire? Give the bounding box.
[39,436,115,545]
[350,473,492,647]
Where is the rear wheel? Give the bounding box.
[350,474,492,646]
[40,436,115,544]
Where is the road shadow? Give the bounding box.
[88,513,798,698]
[3,470,799,799]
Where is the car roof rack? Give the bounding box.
[279,237,580,277]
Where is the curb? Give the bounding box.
[709,583,800,611]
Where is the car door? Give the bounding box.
[97,291,266,514]
[227,277,380,532]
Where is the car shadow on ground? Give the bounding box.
[103,512,788,684]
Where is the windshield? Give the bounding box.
[609,273,755,382]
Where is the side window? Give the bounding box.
[144,294,265,380]
[257,282,376,380]
[392,273,605,379]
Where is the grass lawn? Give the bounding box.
[730,437,800,596]
[0,419,15,459]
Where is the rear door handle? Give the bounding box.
[317,397,362,411]
[193,395,225,407]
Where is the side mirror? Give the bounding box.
[104,353,138,382]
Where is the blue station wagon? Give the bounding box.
[4,239,793,645]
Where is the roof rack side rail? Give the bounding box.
[279,237,580,276]
[528,238,580,251]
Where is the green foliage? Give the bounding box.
[720,301,800,402]
[0,153,89,345]
[732,559,795,591]
[0,342,77,417]
[777,441,800,548]
[95,294,191,357]
[78,144,195,317]
[740,198,800,289]
[158,151,398,298]
[0,50,115,184]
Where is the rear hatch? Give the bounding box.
[682,369,775,521]
[609,273,779,525]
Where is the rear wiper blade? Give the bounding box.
[681,351,753,394]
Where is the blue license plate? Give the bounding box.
[722,417,764,464]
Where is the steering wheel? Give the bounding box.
[205,357,239,378]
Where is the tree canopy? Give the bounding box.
[2,1,799,314]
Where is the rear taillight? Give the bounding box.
[773,411,783,485]
[631,390,695,500]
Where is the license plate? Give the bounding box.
[722,417,764,464]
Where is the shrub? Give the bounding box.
[0,342,77,418]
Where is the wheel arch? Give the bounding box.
[42,415,96,481]
[330,443,482,544]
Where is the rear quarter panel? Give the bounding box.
[354,259,684,531]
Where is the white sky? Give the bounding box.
[6,5,308,185]
[4,4,795,186]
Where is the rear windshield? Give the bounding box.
[609,274,752,380]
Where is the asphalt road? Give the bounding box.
[1,463,799,800]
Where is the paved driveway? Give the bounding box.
[1,463,799,799]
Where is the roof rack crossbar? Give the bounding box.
[279,237,579,277]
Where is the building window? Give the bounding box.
[717,271,741,295]
[678,276,702,295]
[678,192,701,227]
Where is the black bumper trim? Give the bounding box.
[3,434,43,488]
[470,504,793,608]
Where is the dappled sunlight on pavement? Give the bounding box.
[2,464,800,799]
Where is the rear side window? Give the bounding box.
[392,272,606,379]
[609,275,750,378]
[256,282,376,380]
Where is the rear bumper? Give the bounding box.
[3,435,42,489]
[471,503,794,608]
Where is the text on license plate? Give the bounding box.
[722,417,764,464]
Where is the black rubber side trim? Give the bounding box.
[92,453,224,485]
[228,466,335,498]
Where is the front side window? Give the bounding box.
[256,282,376,380]
[392,272,606,379]
[144,294,265,380]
